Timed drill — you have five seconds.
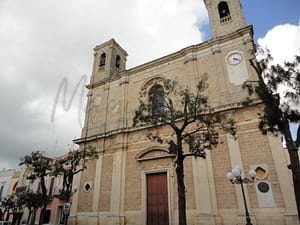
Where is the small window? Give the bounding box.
[218,1,231,23]
[149,84,165,116]
[116,55,121,68]
[83,182,92,192]
[100,53,106,67]
[85,183,91,191]
[48,177,55,196]
[0,185,4,199]
[57,206,64,224]
[44,209,51,223]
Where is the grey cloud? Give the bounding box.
[0,0,208,169]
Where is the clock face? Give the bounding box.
[227,53,242,65]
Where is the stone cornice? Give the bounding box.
[87,26,254,88]
[73,97,262,144]
[126,26,253,74]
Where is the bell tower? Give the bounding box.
[91,38,127,84]
[204,0,246,38]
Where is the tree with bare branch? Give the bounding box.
[51,148,98,225]
[133,77,236,225]
[19,151,52,225]
[16,191,47,225]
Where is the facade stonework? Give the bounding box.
[70,0,299,224]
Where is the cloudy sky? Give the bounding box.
[0,0,299,170]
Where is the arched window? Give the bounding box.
[218,1,231,23]
[149,84,165,116]
[116,55,121,68]
[100,53,106,67]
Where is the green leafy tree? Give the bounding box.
[133,78,235,225]
[244,50,300,220]
[16,191,47,225]
[19,151,52,225]
[51,148,98,225]
[1,195,15,221]
[0,194,23,224]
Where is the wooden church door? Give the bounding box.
[146,173,169,225]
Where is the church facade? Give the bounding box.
[71,0,299,224]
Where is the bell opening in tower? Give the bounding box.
[218,1,232,23]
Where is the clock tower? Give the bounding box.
[204,0,246,38]
[203,0,256,91]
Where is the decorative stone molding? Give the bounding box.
[253,165,269,180]
[83,181,93,192]
[135,147,175,162]
[211,44,221,54]
[140,75,169,91]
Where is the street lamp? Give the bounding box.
[57,183,78,225]
[226,165,256,225]
[72,185,78,193]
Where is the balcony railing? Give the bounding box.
[220,15,232,23]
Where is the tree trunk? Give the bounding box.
[288,148,300,222]
[30,210,36,225]
[5,209,9,221]
[287,146,300,221]
[12,210,17,225]
[175,137,187,225]
[283,122,300,221]
[26,209,32,225]
[39,204,47,225]
[39,176,48,225]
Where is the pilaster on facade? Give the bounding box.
[268,135,299,224]
[226,134,253,216]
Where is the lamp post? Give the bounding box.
[226,165,256,225]
[58,184,78,225]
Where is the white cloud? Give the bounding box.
[257,23,300,63]
[258,23,300,142]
